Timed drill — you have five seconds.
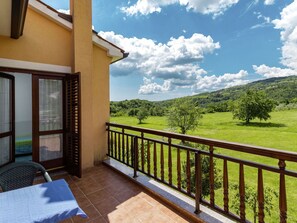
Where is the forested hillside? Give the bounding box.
[110,76,297,116]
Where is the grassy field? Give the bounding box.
[110,110,297,222]
[111,110,297,152]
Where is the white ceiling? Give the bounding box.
[0,0,12,37]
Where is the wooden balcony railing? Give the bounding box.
[106,122,297,223]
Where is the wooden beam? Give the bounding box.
[11,0,29,39]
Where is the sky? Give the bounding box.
[43,0,297,101]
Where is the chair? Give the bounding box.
[0,161,52,192]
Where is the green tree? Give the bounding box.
[230,184,278,223]
[232,90,275,124]
[167,99,202,134]
[137,107,149,124]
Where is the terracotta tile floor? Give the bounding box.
[49,164,195,223]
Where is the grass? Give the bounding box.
[110,110,297,222]
[111,110,297,152]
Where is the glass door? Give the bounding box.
[32,75,64,169]
[0,73,15,166]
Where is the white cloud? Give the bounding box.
[99,31,224,95]
[57,9,70,14]
[121,0,239,18]
[253,1,297,79]
[251,12,271,29]
[192,70,249,93]
[138,78,174,94]
[253,64,297,78]
[272,1,297,70]
[99,31,220,79]
[264,0,274,5]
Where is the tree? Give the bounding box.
[232,90,275,124]
[230,183,278,223]
[167,99,202,134]
[136,107,149,124]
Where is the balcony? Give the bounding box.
[105,122,297,223]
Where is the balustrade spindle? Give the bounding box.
[279,160,287,223]
[133,137,138,178]
[195,152,201,214]
[186,149,191,194]
[107,125,110,156]
[177,147,181,190]
[209,145,215,207]
[223,159,229,213]
[161,144,164,181]
[118,133,121,160]
[130,136,134,166]
[122,129,125,162]
[141,132,144,171]
[154,142,157,178]
[168,138,172,185]
[114,132,117,159]
[126,135,129,165]
[239,164,246,221]
[110,131,114,157]
[147,140,151,175]
[258,168,264,223]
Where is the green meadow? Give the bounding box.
[111,110,297,152]
[110,110,297,222]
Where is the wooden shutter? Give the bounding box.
[65,73,81,177]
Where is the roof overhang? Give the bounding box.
[28,0,72,31]
[92,32,128,63]
[0,0,128,63]
[0,0,29,39]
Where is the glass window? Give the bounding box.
[39,134,63,161]
[39,79,63,131]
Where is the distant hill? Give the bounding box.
[187,76,297,106]
[110,76,297,116]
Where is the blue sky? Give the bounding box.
[44,0,297,101]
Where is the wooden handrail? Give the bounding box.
[107,122,297,162]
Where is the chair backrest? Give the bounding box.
[0,161,52,192]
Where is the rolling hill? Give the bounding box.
[111,76,297,115]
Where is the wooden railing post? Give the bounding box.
[258,168,264,223]
[223,159,229,213]
[186,149,191,194]
[153,142,157,178]
[279,160,287,223]
[177,147,181,190]
[147,140,151,176]
[209,145,215,207]
[195,151,201,214]
[141,132,144,171]
[168,138,172,185]
[133,136,138,178]
[239,163,246,221]
[122,128,125,162]
[107,124,110,156]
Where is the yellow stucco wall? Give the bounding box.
[72,0,95,169]
[0,0,115,172]
[0,7,72,66]
[92,45,112,163]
